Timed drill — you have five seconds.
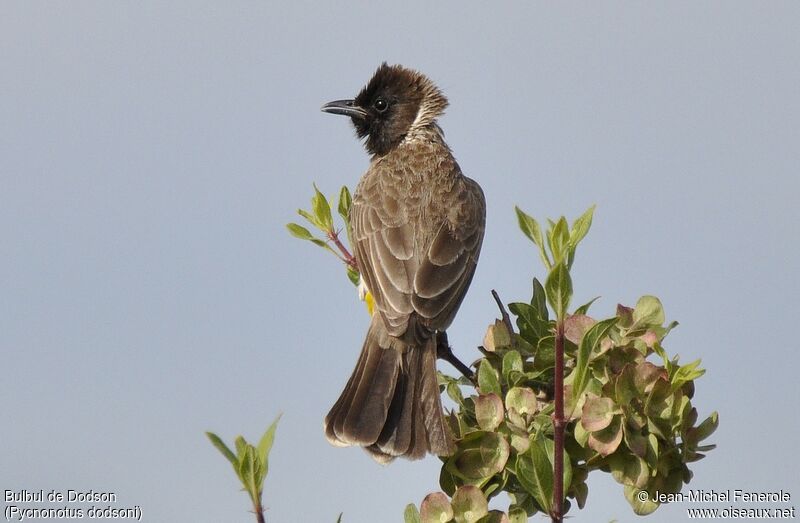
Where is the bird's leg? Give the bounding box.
[435,331,475,383]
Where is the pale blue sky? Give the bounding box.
[2,2,798,522]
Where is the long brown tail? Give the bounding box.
[324,315,454,463]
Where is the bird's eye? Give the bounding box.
[374,98,388,113]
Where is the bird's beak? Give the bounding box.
[321,99,367,119]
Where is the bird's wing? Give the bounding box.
[411,177,485,330]
[351,168,416,338]
[351,168,485,341]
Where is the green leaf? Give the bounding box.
[335,513,343,523]
[502,350,523,380]
[531,278,548,319]
[420,492,453,523]
[573,419,590,447]
[237,445,256,496]
[645,376,672,423]
[451,486,488,523]
[647,433,659,463]
[346,266,360,286]
[581,396,619,432]
[670,359,705,392]
[690,411,719,443]
[614,364,639,409]
[633,362,666,393]
[563,314,596,345]
[474,393,505,432]
[312,183,334,231]
[338,186,354,246]
[623,423,648,459]
[609,453,649,489]
[446,380,465,407]
[508,495,538,519]
[297,208,321,229]
[509,303,546,343]
[573,296,600,316]
[235,435,248,462]
[516,436,572,514]
[616,303,634,328]
[532,336,555,371]
[697,411,719,441]
[477,361,502,396]
[483,320,512,351]
[679,398,698,433]
[505,387,537,418]
[515,206,551,269]
[508,507,528,523]
[649,464,684,495]
[624,486,660,515]
[337,186,352,220]
[572,481,588,509]
[587,415,623,456]
[545,261,572,318]
[507,423,531,453]
[286,222,315,240]
[205,432,238,467]
[571,317,618,401]
[252,454,265,493]
[569,205,596,249]
[247,446,260,495]
[309,238,338,255]
[550,217,569,264]
[508,279,551,345]
[256,414,282,477]
[439,465,458,496]
[631,295,665,329]
[447,431,510,481]
[404,504,422,523]
[651,340,668,363]
[483,511,511,523]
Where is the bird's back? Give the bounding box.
[351,132,485,343]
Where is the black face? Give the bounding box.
[322,63,426,156]
[351,66,424,156]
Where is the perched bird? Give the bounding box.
[321,63,485,462]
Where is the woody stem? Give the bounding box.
[327,229,358,270]
[551,319,566,523]
[435,332,475,383]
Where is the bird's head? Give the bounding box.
[321,63,448,156]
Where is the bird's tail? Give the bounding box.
[324,314,454,463]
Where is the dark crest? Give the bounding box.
[351,63,448,156]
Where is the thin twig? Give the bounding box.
[253,498,265,523]
[327,229,358,270]
[435,332,475,384]
[491,289,515,335]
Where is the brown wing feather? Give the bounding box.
[412,177,484,329]
[351,169,417,337]
[351,162,485,340]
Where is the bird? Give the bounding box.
[320,63,485,463]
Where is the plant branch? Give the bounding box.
[436,332,475,384]
[327,229,358,270]
[491,289,515,335]
[253,495,265,523]
[552,319,566,523]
